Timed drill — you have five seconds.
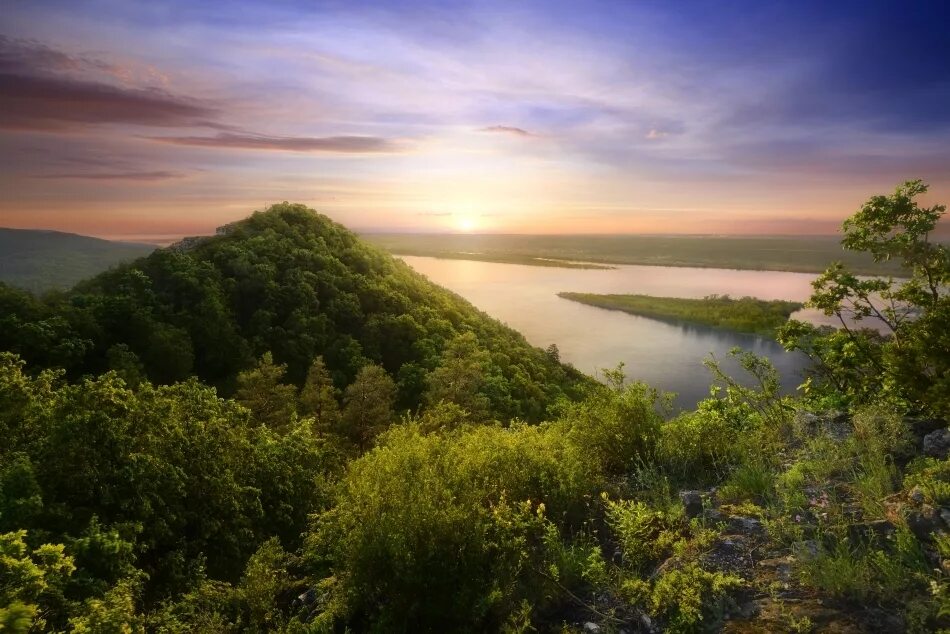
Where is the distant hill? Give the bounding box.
[0,228,156,293]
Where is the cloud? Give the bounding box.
[31,170,185,181]
[480,125,533,137]
[147,132,403,153]
[0,35,114,76]
[0,72,218,131]
[645,129,668,140]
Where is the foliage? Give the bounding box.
[340,363,397,451]
[626,563,743,633]
[0,352,337,610]
[553,366,663,477]
[234,352,298,429]
[0,204,589,422]
[306,423,582,631]
[779,180,950,416]
[1,187,948,631]
[297,356,340,431]
[559,292,802,336]
[0,530,75,633]
[797,527,929,603]
[424,331,492,419]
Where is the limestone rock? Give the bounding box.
[680,490,704,518]
[923,428,950,459]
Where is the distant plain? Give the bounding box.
[364,233,906,275]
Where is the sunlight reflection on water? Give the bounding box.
[400,256,872,410]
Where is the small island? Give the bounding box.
[558,292,803,336]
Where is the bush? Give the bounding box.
[904,457,950,506]
[306,422,598,631]
[554,370,662,477]
[621,563,743,633]
[797,527,928,603]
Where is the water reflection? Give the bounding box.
[401,256,822,410]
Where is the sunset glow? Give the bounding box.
[1,1,948,241]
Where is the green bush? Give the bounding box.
[621,563,743,633]
[904,457,950,506]
[306,422,598,631]
[797,527,928,603]
[554,370,662,477]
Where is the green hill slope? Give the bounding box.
[0,228,156,293]
[0,204,588,420]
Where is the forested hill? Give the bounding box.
[0,203,588,421]
[0,228,156,293]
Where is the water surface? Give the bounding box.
[401,256,827,410]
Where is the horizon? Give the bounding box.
[2,1,950,238]
[0,222,881,248]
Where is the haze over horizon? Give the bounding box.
[2,0,949,241]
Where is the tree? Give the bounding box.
[0,530,75,633]
[341,364,396,451]
[779,180,950,415]
[234,352,298,428]
[298,356,340,432]
[424,332,491,420]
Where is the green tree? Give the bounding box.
[424,332,491,420]
[105,343,146,388]
[298,356,340,431]
[779,180,950,415]
[234,352,298,428]
[340,364,396,451]
[0,531,75,633]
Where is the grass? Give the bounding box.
[557,292,803,336]
[363,233,908,275]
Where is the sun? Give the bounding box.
[455,216,477,232]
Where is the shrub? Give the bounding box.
[555,371,662,477]
[306,422,598,631]
[621,563,743,633]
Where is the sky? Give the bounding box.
[1,0,949,241]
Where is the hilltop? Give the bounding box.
[0,204,588,420]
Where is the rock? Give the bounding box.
[942,508,950,530]
[727,515,763,535]
[909,486,926,504]
[758,557,793,583]
[907,505,942,541]
[704,508,724,523]
[848,519,896,544]
[906,416,946,439]
[680,490,704,518]
[923,428,950,459]
[830,410,850,425]
[734,601,761,619]
[792,540,819,560]
[292,588,316,609]
[583,622,601,633]
[640,613,653,630]
[825,417,852,441]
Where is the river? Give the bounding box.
[399,256,833,410]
